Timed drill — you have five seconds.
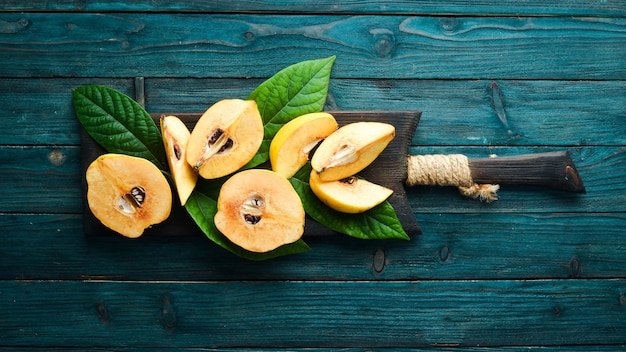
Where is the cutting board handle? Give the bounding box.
[468,151,586,193]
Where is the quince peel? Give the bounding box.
[270,112,338,179]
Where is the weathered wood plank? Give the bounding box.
[1,14,625,79]
[0,344,626,352]
[1,348,625,352]
[2,0,625,16]
[146,78,626,147]
[2,213,625,281]
[0,4,623,351]
[0,145,620,214]
[0,146,83,213]
[0,78,135,146]
[334,79,626,147]
[1,279,625,347]
[1,348,624,352]
[3,78,624,147]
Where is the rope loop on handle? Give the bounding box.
[406,154,499,202]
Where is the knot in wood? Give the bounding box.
[370,28,396,59]
[439,18,460,34]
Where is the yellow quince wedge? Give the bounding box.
[269,112,338,179]
[310,121,395,182]
[309,170,393,214]
[161,115,198,205]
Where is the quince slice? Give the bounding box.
[161,115,197,205]
[86,153,172,238]
[309,170,393,213]
[269,112,338,179]
[311,121,395,182]
[214,169,305,253]
[186,99,263,179]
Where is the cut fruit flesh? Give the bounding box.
[161,115,197,205]
[309,170,393,213]
[311,121,395,182]
[186,99,263,179]
[86,153,172,238]
[269,112,338,179]
[214,169,305,253]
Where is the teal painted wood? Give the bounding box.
[0,349,624,352]
[0,146,82,213]
[0,78,135,146]
[1,213,626,281]
[2,0,625,16]
[0,3,624,350]
[3,78,625,147]
[1,279,625,347]
[146,78,626,147]
[1,14,625,79]
[1,145,621,214]
[0,146,626,214]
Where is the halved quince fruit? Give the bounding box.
[214,169,305,253]
[269,112,338,178]
[186,99,263,179]
[311,121,395,181]
[309,171,393,213]
[86,153,172,238]
[161,115,197,205]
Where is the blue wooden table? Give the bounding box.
[1,1,625,349]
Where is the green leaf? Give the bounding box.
[73,84,166,170]
[185,188,311,261]
[290,164,409,241]
[245,56,336,168]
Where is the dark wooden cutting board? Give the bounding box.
[80,111,422,237]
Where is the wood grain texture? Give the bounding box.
[1,146,624,214]
[0,349,623,352]
[1,2,625,349]
[0,146,82,213]
[146,78,626,147]
[1,14,625,79]
[1,279,625,348]
[468,151,586,193]
[2,213,626,281]
[3,78,624,147]
[0,78,135,146]
[2,0,625,16]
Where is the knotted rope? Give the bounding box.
[406,154,500,202]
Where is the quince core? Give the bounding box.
[269,112,338,179]
[214,169,305,253]
[186,99,263,179]
[311,121,395,181]
[86,153,172,238]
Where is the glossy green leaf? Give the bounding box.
[290,164,409,241]
[245,56,336,168]
[73,84,166,170]
[185,188,311,261]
